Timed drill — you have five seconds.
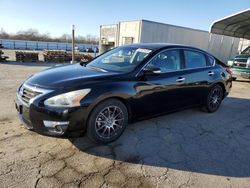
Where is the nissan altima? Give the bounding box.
[15,43,232,143]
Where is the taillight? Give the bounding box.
[225,68,232,75]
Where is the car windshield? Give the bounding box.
[86,46,153,73]
[242,46,250,55]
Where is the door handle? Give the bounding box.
[208,71,214,76]
[176,77,185,83]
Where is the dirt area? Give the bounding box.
[0,62,250,188]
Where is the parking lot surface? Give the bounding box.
[0,62,250,188]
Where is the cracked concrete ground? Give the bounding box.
[0,62,250,188]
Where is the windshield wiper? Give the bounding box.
[88,65,108,72]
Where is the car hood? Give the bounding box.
[25,64,119,89]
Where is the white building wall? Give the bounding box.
[118,21,141,46]
[99,24,118,52]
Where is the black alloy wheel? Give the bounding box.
[87,99,128,143]
[205,85,223,113]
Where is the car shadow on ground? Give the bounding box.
[70,97,250,177]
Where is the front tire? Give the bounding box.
[204,85,224,113]
[86,99,128,144]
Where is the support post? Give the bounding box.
[240,38,245,53]
[71,24,75,64]
[229,37,235,59]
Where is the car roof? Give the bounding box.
[123,43,202,51]
[123,43,213,56]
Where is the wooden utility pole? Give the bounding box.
[71,24,75,64]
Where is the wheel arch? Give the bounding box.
[211,82,226,98]
[107,96,133,122]
[84,95,133,131]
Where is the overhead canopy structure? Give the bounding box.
[210,9,250,40]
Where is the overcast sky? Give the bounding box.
[0,0,249,37]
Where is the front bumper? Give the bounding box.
[231,67,250,79]
[15,95,88,137]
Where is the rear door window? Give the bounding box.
[184,50,207,69]
[207,56,215,66]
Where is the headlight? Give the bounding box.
[227,60,234,67]
[246,57,250,68]
[44,89,91,107]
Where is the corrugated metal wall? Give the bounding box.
[139,20,240,62]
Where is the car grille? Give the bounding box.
[234,58,247,63]
[233,61,247,68]
[19,85,41,105]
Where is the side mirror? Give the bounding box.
[143,66,161,76]
[79,60,90,66]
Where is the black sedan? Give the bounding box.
[15,43,232,143]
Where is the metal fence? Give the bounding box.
[0,39,98,52]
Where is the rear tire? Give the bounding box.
[86,99,128,144]
[204,85,223,113]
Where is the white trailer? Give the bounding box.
[100,19,240,62]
